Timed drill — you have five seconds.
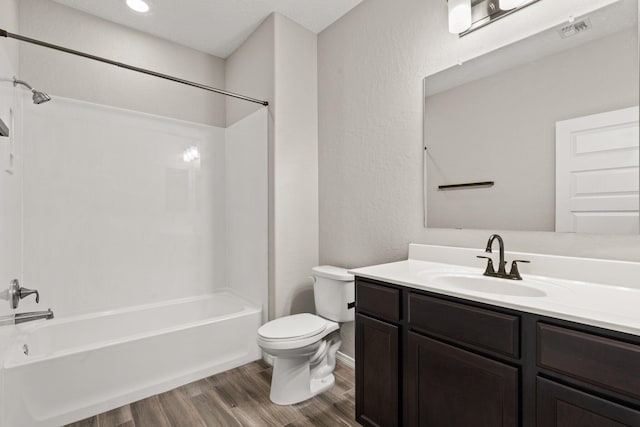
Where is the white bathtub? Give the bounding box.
[1,292,262,427]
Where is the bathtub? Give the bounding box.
[1,292,262,427]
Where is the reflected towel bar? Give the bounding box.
[438,181,494,190]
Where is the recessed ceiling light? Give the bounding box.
[126,0,150,13]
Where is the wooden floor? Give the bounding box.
[67,360,359,427]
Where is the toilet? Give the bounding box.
[257,265,355,405]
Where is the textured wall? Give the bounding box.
[226,14,319,320]
[0,0,20,71]
[271,14,319,318]
[18,0,226,126]
[318,0,638,357]
[225,15,275,128]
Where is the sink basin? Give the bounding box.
[426,273,547,297]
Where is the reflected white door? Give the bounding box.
[556,106,639,234]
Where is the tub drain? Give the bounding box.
[22,344,29,356]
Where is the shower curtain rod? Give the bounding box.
[0,28,269,107]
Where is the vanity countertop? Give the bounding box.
[349,244,640,336]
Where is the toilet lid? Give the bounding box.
[258,313,327,340]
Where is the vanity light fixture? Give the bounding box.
[448,0,541,36]
[126,0,150,13]
[448,0,473,34]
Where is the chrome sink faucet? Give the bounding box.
[477,234,530,280]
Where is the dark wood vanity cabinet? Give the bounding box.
[354,277,640,427]
[355,314,399,427]
[405,332,518,426]
[537,377,640,427]
[355,280,401,427]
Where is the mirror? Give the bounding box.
[424,0,639,233]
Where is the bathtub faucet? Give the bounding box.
[14,309,54,324]
[0,309,54,327]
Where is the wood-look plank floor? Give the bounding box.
[66,360,359,427]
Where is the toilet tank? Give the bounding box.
[312,266,355,322]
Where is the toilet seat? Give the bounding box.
[258,313,328,341]
[257,314,340,352]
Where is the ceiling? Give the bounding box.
[51,0,362,58]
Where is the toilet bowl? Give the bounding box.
[257,266,354,405]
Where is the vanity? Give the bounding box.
[358,0,640,424]
[350,243,640,427]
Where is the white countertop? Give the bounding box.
[349,244,640,336]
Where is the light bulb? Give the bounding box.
[126,0,150,13]
[448,0,472,34]
[499,0,528,11]
[183,146,200,163]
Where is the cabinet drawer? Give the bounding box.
[537,377,640,427]
[356,280,400,323]
[537,323,640,400]
[408,293,519,358]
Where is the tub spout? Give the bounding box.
[0,309,53,327]
[14,309,54,324]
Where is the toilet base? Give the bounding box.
[267,332,341,405]
[270,356,332,405]
[310,373,335,396]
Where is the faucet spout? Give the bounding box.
[0,309,54,327]
[485,234,507,275]
[13,309,54,324]
[478,234,531,280]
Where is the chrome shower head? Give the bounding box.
[31,90,51,104]
[13,77,51,104]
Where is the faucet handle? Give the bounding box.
[509,260,530,280]
[476,256,496,275]
[19,287,40,304]
[8,279,40,309]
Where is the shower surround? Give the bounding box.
[0,95,268,426]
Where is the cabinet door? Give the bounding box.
[356,313,399,427]
[537,377,640,427]
[405,332,518,427]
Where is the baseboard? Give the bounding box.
[336,351,355,368]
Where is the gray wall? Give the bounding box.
[225,16,274,128]
[318,0,639,358]
[226,14,319,321]
[0,0,20,71]
[18,0,226,126]
[427,27,639,231]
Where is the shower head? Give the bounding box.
[31,90,51,105]
[13,77,51,104]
